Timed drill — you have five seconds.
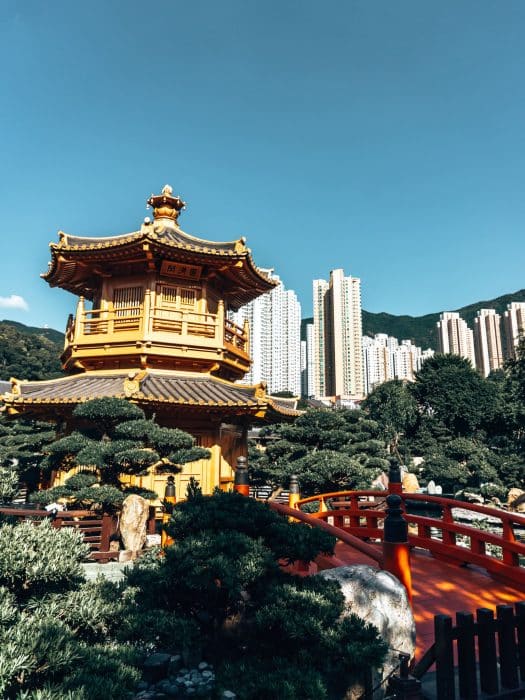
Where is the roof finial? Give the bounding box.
[147,185,186,224]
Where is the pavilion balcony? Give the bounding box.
[63,301,250,375]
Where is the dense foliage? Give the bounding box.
[363,344,525,495]
[0,321,63,380]
[249,408,389,496]
[126,491,387,699]
[0,490,388,699]
[0,417,57,501]
[31,398,209,509]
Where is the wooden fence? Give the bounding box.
[0,507,120,561]
[412,602,525,699]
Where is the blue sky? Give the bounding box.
[1,1,524,331]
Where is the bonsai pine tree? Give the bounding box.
[32,397,209,509]
[0,415,57,501]
[250,408,389,497]
[125,490,387,699]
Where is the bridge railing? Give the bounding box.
[294,491,525,587]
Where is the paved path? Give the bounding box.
[82,561,134,583]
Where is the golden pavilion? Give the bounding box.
[2,185,299,497]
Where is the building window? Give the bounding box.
[113,286,143,316]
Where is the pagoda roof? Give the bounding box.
[1,371,301,421]
[41,186,277,309]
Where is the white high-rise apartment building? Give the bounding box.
[362,334,433,394]
[436,312,476,367]
[313,269,364,399]
[473,309,504,377]
[362,334,395,395]
[300,322,315,397]
[503,302,525,359]
[231,270,301,396]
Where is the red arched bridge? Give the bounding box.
[268,489,525,657]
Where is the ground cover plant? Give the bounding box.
[0,518,141,699]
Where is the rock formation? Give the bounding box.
[319,565,415,699]
[508,488,525,513]
[120,494,149,557]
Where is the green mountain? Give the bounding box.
[303,288,525,351]
[1,320,64,346]
[0,321,64,381]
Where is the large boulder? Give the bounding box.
[508,488,525,513]
[402,472,420,493]
[318,565,415,699]
[120,494,149,556]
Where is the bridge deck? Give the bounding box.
[327,541,524,659]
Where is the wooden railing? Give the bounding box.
[81,306,142,335]
[224,318,248,354]
[0,507,119,561]
[68,308,246,352]
[151,308,217,338]
[412,602,525,699]
[268,500,383,564]
[294,491,525,587]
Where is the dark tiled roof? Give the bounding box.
[141,375,257,405]
[3,372,259,408]
[152,227,241,253]
[0,381,11,395]
[15,375,125,401]
[57,226,242,256]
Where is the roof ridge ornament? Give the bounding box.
[147,184,186,225]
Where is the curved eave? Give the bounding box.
[42,227,276,305]
[265,397,303,421]
[1,373,302,424]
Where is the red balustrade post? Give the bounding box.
[442,504,456,546]
[383,494,412,604]
[502,519,519,567]
[388,463,403,496]
[234,456,250,497]
[100,513,114,552]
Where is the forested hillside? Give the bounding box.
[0,321,63,380]
[303,288,525,350]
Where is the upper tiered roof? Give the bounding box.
[42,185,277,310]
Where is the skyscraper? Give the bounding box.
[313,268,364,399]
[232,270,301,395]
[436,312,476,367]
[473,309,504,377]
[300,320,315,397]
[503,302,525,359]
